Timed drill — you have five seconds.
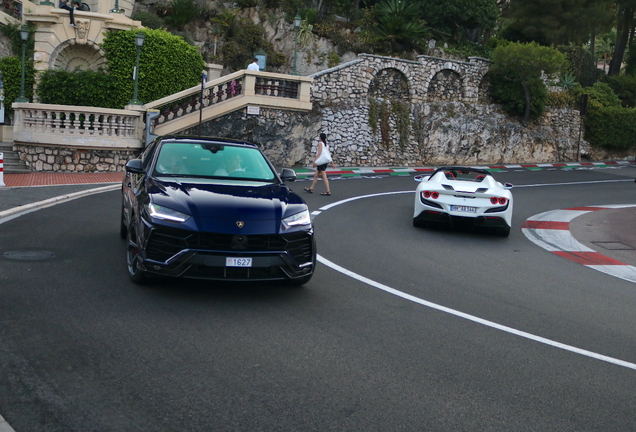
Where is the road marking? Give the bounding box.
[315,191,636,371]
[0,184,120,225]
[522,205,636,284]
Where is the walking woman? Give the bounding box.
[304,133,336,196]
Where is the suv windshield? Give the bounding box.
[153,142,276,181]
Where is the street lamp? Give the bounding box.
[110,0,122,13]
[128,32,145,106]
[15,25,29,103]
[292,14,301,76]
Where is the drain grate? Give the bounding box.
[591,241,635,251]
[3,250,57,260]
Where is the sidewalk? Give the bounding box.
[1,160,634,187]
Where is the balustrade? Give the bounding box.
[13,103,143,149]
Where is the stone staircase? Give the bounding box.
[0,142,30,173]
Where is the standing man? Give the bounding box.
[247,58,260,71]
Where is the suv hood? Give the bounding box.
[147,178,308,234]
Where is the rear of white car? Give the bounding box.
[413,167,513,236]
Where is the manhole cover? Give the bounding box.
[591,241,635,251]
[3,250,57,260]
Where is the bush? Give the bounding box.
[489,74,548,119]
[0,56,36,112]
[571,82,621,110]
[219,22,285,71]
[37,69,120,108]
[131,11,164,30]
[584,106,636,148]
[602,75,636,108]
[163,0,200,30]
[102,28,204,108]
[546,90,575,108]
[557,45,603,87]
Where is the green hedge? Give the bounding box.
[0,56,36,114]
[101,28,205,108]
[584,106,636,148]
[603,75,636,108]
[37,69,120,108]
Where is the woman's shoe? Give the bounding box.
[304,187,313,193]
[320,192,331,196]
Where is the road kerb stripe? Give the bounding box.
[523,205,636,283]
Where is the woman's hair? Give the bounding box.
[319,133,327,144]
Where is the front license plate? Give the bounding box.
[450,205,477,213]
[226,257,252,267]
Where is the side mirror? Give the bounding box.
[504,182,513,189]
[125,159,144,174]
[414,174,430,182]
[280,168,297,182]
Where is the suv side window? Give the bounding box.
[139,140,158,171]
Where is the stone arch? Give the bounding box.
[478,72,493,104]
[428,69,463,102]
[50,40,107,72]
[368,67,410,101]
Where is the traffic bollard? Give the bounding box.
[0,152,5,187]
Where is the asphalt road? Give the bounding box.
[1,166,636,431]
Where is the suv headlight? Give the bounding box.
[282,209,311,229]
[148,203,191,223]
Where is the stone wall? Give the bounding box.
[13,52,613,171]
[14,145,137,172]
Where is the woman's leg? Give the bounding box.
[308,170,320,190]
[321,171,330,193]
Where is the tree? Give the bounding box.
[609,1,636,76]
[490,42,566,126]
[504,0,615,46]
[369,0,430,53]
[421,0,499,43]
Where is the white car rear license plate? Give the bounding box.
[451,205,477,213]
[226,257,252,267]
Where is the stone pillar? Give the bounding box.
[206,64,223,81]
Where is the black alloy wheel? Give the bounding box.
[126,223,146,284]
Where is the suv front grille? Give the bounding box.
[146,226,312,263]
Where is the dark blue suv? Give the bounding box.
[120,136,315,285]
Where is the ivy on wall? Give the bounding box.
[368,97,411,149]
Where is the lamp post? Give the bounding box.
[292,14,301,76]
[109,0,122,13]
[15,25,29,103]
[128,32,145,106]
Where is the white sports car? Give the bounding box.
[413,167,513,237]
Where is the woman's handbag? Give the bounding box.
[315,143,332,165]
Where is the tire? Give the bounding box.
[119,206,127,239]
[413,218,424,228]
[126,223,146,284]
[497,226,511,237]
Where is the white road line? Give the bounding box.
[315,190,636,371]
[0,184,120,225]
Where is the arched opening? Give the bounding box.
[368,68,410,101]
[428,69,463,102]
[50,41,106,72]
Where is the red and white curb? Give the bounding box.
[522,205,636,283]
